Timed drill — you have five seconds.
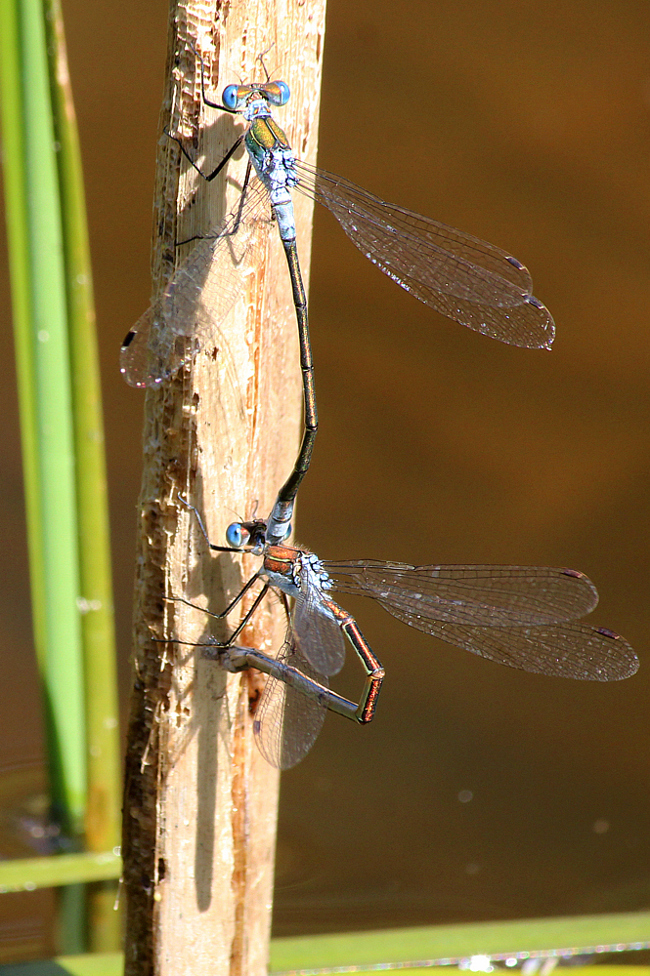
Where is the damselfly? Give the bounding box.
[121,47,555,545]
[173,504,638,768]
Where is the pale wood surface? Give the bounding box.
[121,2,326,973]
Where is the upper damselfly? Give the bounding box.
[121,47,555,545]
[172,503,638,769]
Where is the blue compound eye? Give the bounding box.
[222,84,239,111]
[274,81,290,106]
[226,522,249,548]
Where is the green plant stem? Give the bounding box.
[269,911,650,972]
[0,913,646,975]
[0,0,87,834]
[0,851,121,893]
[43,0,121,866]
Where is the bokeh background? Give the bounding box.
[0,0,648,958]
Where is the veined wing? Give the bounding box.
[253,632,328,769]
[292,569,347,676]
[411,620,639,681]
[120,177,271,388]
[294,160,555,349]
[325,562,599,627]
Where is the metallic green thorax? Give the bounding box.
[246,116,291,168]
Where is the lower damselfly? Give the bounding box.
[172,502,638,768]
[121,46,556,545]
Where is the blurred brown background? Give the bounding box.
[0,0,648,955]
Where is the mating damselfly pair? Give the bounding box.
[122,47,638,768]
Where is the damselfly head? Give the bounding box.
[222,81,290,113]
[225,518,268,553]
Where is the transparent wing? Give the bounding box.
[294,161,555,349]
[410,620,639,681]
[326,562,599,627]
[292,569,347,676]
[120,178,271,387]
[253,633,328,769]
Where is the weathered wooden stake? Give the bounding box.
[122,2,326,973]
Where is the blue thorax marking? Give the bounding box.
[303,552,333,592]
